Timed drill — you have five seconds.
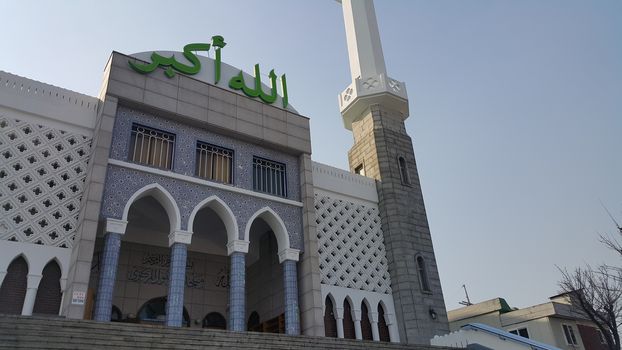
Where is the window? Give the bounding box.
[509,327,530,339]
[562,324,578,345]
[398,156,410,185]
[354,164,365,176]
[252,157,287,197]
[196,142,233,184]
[130,124,175,170]
[417,256,431,292]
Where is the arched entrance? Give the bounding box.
[242,207,300,335]
[246,217,285,333]
[187,197,232,329]
[92,184,181,324]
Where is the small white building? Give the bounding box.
[431,323,562,350]
[441,294,608,350]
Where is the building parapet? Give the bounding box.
[0,71,98,135]
[312,161,377,204]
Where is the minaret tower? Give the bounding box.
[338,0,449,344]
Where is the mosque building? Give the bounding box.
[0,0,449,345]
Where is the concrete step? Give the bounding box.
[0,314,454,350]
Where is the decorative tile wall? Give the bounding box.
[100,165,303,250]
[109,106,300,201]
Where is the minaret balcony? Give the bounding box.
[338,73,409,130]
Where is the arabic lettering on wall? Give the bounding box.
[128,35,288,108]
[126,251,229,289]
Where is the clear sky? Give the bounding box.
[2,0,621,310]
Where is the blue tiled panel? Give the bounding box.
[93,232,121,321]
[165,243,188,327]
[100,165,303,250]
[109,106,301,201]
[283,259,300,335]
[228,252,245,331]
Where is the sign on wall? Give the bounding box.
[128,35,289,108]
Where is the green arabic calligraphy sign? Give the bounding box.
[128,35,288,108]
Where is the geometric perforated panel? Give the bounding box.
[0,117,91,248]
[314,194,392,294]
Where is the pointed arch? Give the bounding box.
[188,195,239,248]
[361,298,373,340]
[33,259,62,315]
[324,294,338,338]
[343,296,356,339]
[377,301,390,342]
[122,183,181,232]
[0,256,28,314]
[245,207,291,258]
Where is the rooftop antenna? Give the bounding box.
[459,284,473,306]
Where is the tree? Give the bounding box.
[558,211,622,350]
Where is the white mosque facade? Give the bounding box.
[0,0,449,345]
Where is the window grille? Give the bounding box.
[196,142,233,184]
[252,157,287,197]
[130,124,175,170]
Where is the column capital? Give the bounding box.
[106,218,128,235]
[168,230,192,246]
[384,312,395,325]
[227,240,250,255]
[335,306,345,319]
[278,248,300,263]
[352,309,362,321]
[369,311,379,323]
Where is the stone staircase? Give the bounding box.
[0,314,455,349]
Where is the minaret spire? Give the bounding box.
[338,0,409,130]
[341,0,387,81]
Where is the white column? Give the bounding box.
[335,306,345,338]
[21,274,42,316]
[370,311,380,341]
[353,308,362,340]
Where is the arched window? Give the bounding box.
[203,312,226,329]
[378,303,390,342]
[343,299,356,339]
[0,256,28,314]
[361,301,373,340]
[111,305,123,322]
[398,156,410,185]
[137,296,190,327]
[247,311,260,331]
[417,256,431,292]
[33,260,62,315]
[324,296,338,338]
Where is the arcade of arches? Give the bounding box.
[0,257,63,316]
[323,296,391,342]
[88,186,300,335]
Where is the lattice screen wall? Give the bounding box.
[0,117,91,248]
[315,194,391,294]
